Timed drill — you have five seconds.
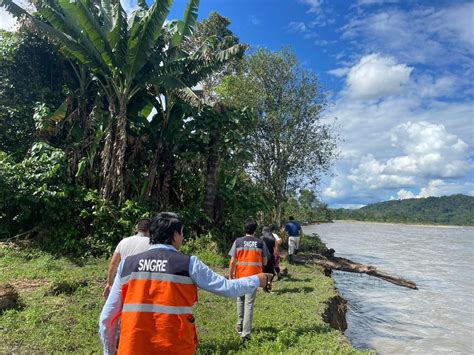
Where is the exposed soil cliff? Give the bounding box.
[322,291,348,332]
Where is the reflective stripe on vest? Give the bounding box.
[236,261,262,266]
[121,271,194,286]
[122,303,193,314]
[118,248,198,355]
[236,247,263,252]
[234,237,264,278]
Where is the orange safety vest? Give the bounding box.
[234,236,264,279]
[117,248,198,355]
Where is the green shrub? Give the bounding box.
[299,233,328,254]
[181,233,229,268]
[0,144,151,257]
[79,192,151,257]
[0,143,83,251]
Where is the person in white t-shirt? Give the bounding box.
[102,218,151,298]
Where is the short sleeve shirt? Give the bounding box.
[285,221,301,237]
[114,233,150,259]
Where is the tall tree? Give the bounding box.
[217,48,338,224]
[189,12,245,220]
[1,0,175,202]
[1,0,245,205]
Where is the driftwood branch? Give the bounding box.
[300,251,418,290]
[0,228,37,243]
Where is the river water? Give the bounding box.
[304,221,474,354]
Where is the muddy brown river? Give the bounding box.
[305,221,474,354]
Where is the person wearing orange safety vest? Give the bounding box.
[228,218,270,342]
[99,212,272,355]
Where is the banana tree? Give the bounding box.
[130,10,246,207]
[1,0,246,207]
[0,0,180,203]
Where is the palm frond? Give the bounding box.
[37,1,109,72]
[0,0,103,70]
[59,0,116,69]
[170,0,199,48]
[215,43,246,62]
[126,0,172,80]
[100,0,113,31]
[0,0,28,19]
[137,0,149,10]
[108,0,128,69]
[176,87,201,106]
[151,76,200,106]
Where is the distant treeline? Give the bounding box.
[331,194,474,226]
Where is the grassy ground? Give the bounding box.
[0,239,371,354]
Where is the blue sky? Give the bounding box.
[1,0,473,208]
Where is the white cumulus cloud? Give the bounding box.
[389,121,470,178]
[348,154,417,189]
[418,179,474,198]
[341,4,474,66]
[394,188,415,200]
[393,179,474,200]
[330,120,471,199]
[346,53,413,99]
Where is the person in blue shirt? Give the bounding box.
[99,212,272,354]
[284,216,303,264]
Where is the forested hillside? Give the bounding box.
[331,194,474,226]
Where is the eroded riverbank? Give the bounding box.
[0,242,368,354]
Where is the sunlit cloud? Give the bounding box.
[345,53,413,99]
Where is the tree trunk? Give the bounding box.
[100,111,114,198]
[146,109,169,198]
[275,198,283,227]
[203,139,219,221]
[300,253,418,290]
[101,100,127,203]
[160,158,173,209]
[146,149,160,196]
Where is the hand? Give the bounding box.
[256,273,274,288]
[102,284,111,299]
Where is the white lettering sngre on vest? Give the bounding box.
[138,259,168,272]
[243,241,258,248]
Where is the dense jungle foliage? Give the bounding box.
[0,0,337,256]
[331,194,474,226]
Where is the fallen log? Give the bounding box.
[298,251,418,290]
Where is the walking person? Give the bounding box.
[285,216,303,264]
[270,224,282,278]
[99,212,272,355]
[102,218,151,298]
[261,226,276,275]
[228,218,270,342]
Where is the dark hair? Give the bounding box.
[288,216,295,221]
[269,224,279,233]
[262,226,273,239]
[244,218,258,234]
[149,212,183,245]
[136,218,151,232]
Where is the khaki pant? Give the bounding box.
[288,236,300,255]
[236,289,257,338]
